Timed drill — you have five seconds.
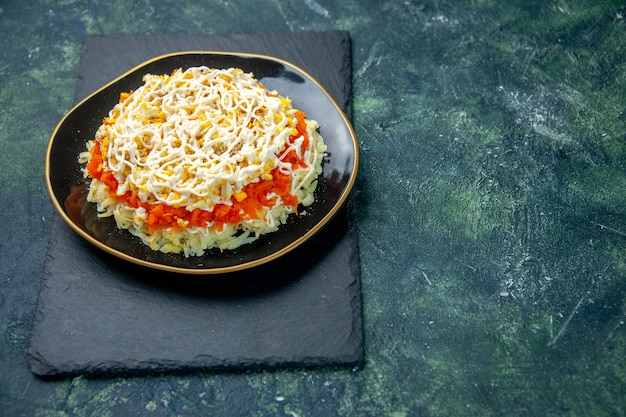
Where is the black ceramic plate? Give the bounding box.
[45,52,358,274]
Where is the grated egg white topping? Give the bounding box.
[80,66,327,256]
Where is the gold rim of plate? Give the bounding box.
[45,51,359,275]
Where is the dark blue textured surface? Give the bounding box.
[1,1,625,416]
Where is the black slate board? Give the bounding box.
[27,32,362,377]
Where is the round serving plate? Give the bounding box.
[45,52,358,274]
